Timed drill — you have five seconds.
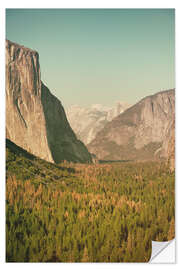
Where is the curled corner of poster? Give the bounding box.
[149,239,175,263]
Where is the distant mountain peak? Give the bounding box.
[66,102,131,145]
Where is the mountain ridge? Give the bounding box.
[88,89,175,162]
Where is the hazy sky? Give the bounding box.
[6,9,175,108]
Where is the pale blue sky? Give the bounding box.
[6,9,175,107]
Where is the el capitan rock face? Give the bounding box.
[88,89,175,161]
[6,40,92,163]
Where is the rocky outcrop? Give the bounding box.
[6,40,92,163]
[88,89,175,161]
[162,119,175,171]
[167,120,175,171]
[66,102,131,145]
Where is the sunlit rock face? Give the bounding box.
[6,40,92,163]
[88,89,175,161]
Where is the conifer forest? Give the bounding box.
[6,141,175,262]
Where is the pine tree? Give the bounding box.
[81,246,89,262]
[168,218,175,240]
[127,232,133,254]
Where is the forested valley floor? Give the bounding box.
[6,140,175,262]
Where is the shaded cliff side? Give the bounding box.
[6,40,92,163]
[88,89,175,162]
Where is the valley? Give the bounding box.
[6,139,175,262]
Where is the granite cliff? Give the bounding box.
[88,89,175,162]
[162,119,175,171]
[6,40,92,163]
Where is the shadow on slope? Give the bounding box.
[41,82,92,164]
[6,138,76,179]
